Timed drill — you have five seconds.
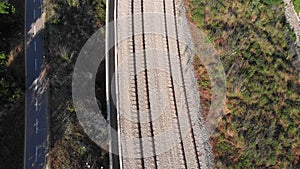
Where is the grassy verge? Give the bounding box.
[186,0,300,168]
[45,0,108,168]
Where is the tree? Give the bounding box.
[0,0,15,14]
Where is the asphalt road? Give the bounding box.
[24,0,48,168]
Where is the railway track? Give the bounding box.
[116,0,207,168]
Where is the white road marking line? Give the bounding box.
[35,98,38,111]
[34,40,37,51]
[35,58,37,71]
[35,118,39,134]
[33,9,36,19]
[35,145,38,162]
[33,25,36,35]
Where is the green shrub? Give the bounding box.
[293,0,300,13]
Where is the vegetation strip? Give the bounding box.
[186,0,300,168]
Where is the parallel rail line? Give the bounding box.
[169,0,202,167]
[162,0,188,168]
[139,0,159,167]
